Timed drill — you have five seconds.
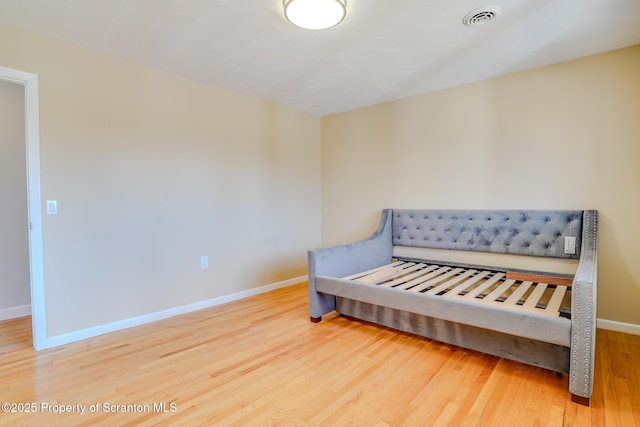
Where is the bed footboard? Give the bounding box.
[569,210,598,404]
[308,210,394,321]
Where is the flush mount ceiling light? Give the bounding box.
[284,0,346,30]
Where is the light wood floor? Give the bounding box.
[1,283,638,426]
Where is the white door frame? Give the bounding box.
[0,66,47,350]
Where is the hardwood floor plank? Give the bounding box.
[0,283,639,426]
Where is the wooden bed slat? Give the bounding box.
[459,273,505,299]
[425,269,478,295]
[545,285,568,316]
[484,279,517,302]
[355,262,416,284]
[442,271,492,297]
[342,260,406,281]
[379,264,440,288]
[523,283,549,309]
[503,281,533,306]
[394,266,452,291]
[409,268,465,293]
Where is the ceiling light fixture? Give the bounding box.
[284,0,346,30]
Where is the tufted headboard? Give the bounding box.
[392,209,584,259]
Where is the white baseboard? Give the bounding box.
[46,276,307,349]
[597,318,640,336]
[0,304,31,321]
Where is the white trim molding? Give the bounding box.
[46,276,308,348]
[0,305,32,322]
[0,66,46,350]
[597,318,640,336]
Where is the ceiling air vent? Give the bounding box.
[462,6,501,26]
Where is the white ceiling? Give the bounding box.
[1,0,639,116]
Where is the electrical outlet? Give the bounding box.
[200,256,209,269]
[564,236,576,255]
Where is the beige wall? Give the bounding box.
[0,80,30,311]
[322,45,640,326]
[0,24,321,337]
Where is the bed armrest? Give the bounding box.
[569,209,598,402]
[308,209,394,321]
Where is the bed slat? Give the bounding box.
[354,262,417,284]
[459,273,506,299]
[484,279,517,302]
[424,269,478,295]
[409,268,464,293]
[394,266,452,291]
[523,283,549,309]
[545,285,568,316]
[503,281,533,306]
[380,264,440,288]
[342,260,406,281]
[442,271,492,297]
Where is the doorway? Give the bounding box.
[0,80,30,322]
[0,66,46,350]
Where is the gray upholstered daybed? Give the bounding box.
[308,209,598,405]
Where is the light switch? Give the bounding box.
[46,200,58,215]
